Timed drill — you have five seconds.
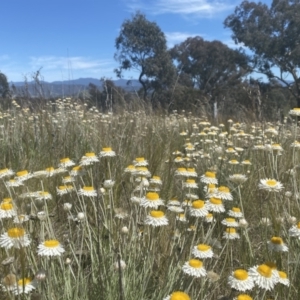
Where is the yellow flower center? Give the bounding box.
[197,244,211,251]
[170,291,190,300]
[0,202,13,210]
[146,192,159,201]
[83,186,94,191]
[60,158,70,163]
[271,237,283,245]
[17,170,28,177]
[278,271,287,279]
[150,210,164,218]
[17,278,32,287]
[135,157,145,162]
[227,148,235,152]
[233,269,249,280]
[46,167,55,172]
[186,179,195,184]
[126,165,135,170]
[206,213,213,218]
[39,191,50,196]
[59,185,68,190]
[44,240,60,248]
[152,176,161,180]
[230,160,238,163]
[297,222,300,229]
[272,143,280,147]
[225,218,236,223]
[178,213,185,219]
[218,186,229,193]
[85,152,96,157]
[293,108,300,111]
[187,168,195,172]
[72,166,81,171]
[102,147,112,152]
[236,295,253,300]
[205,171,216,178]
[0,168,8,174]
[188,259,203,268]
[177,167,187,172]
[210,197,222,205]
[136,167,148,171]
[7,228,25,238]
[192,200,205,209]
[189,225,196,231]
[266,180,277,186]
[232,207,241,213]
[226,228,236,234]
[257,264,272,278]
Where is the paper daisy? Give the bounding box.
[59,157,75,168]
[183,179,198,189]
[289,107,300,116]
[35,191,53,201]
[0,201,17,219]
[258,178,283,192]
[267,237,288,252]
[217,186,233,201]
[176,213,187,222]
[0,227,31,249]
[288,222,300,238]
[278,271,289,286]
[229,174,247,184]
[124,164,137,174]
[38,239,65,257]
[80,152,99,165]
[221,218,239,227]
[186,168,197,177]
[200,171,218,184]
[140,192,164,208]
[0,168,14,179]
[15,170,33,182]
[78,186,97,197]
[13,278,36,295]
[175,167,188,177]
[228,269,254,291]
[223,228,240,240]
[70,165,86,176]
[6,179,24,187]
[182,259,207,277]
[228,207,244,218]
[192,244,214,259]
[13,214,30,224]
[133,157,148,166]
[163,291,190,300]
[144,210,168,227]
[205,213,215,223]
[99,147,116,157]
[248,264,279,291]
[150,176,162,185]
[135,167,151,177]
[206,197,225,213]
[189,200,208,217]
[168,205,184,213]
[56,185,74,195]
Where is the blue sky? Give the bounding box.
[0,0,272,83]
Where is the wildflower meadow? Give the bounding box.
[1,98,300,300]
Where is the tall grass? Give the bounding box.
[0,98,299,299]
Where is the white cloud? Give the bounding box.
[29,56,112,71]
[165,31,205,47]
[125,0,235,17]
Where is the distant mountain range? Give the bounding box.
[10,78,142,98]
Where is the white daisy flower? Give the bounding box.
[258,178,283,192]
[182,259,207,278]
[192,244,214,259]
[37,239,65,257]
[144,210,168,227]
[0,228,31,249]
[228,269,255,291]
[267,237,288,252]
[99,147,116,157]
[248,264,279,291]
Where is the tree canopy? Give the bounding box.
[114,12,175,100]
[0,72,10,98]
[169,36,250,101]
[224,0,300,106]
